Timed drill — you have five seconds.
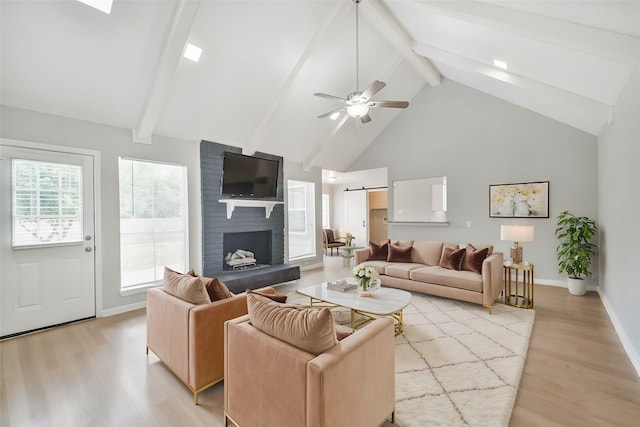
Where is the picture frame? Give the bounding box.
[489,181,549,218]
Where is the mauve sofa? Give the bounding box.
[354,240,503,313]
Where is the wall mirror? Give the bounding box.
[392,176,447,223]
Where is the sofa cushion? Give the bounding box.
[439,247,466,270]
[409,266,483,292]
[369,240,390,260]
[411,241,445,266]
[361,260,392,275]
[391,239,414,248]
[247,289,288,303]
[461,244,493,273]
[385,263,426,279]
[247,293,337,356]
[438,242,460,266]
[388,244,413,262]
[163,267,211,305]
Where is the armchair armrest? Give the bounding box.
[482,252,504,308]
[189,286,276,390]
[307,318,395,427]
[146,287,192,384]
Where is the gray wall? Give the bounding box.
[350,79,599,284]
[598,69,640,371]
[0,105,202,313]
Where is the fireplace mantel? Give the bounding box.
[219,199,284,219]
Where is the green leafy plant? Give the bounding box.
[555,211,598,279]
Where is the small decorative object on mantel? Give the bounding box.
[352,264,380,297]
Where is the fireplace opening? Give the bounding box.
[223,230,272,271]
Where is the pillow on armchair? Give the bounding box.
[247,293,338,356]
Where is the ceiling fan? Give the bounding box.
[315,0,409,124]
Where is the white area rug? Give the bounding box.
[290,291,535,427]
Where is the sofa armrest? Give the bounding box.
[188,286,276,390]
[354,247,371,265]
[482,252,504,307]
[307,318,395,427]
[146,287,192,384]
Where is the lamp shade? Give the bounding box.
[500,225,534,242]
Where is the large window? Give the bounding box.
[119,158,188,289]
[287,180,315,260]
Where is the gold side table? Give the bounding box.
[503,263,534,309]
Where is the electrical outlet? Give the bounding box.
[466,221,472,228]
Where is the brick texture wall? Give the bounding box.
[200,140,285,276]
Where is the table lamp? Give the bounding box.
[500,225,534,265]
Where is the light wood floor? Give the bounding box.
[2,256,639,426]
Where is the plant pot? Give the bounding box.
[567,277,587,296]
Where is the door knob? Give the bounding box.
[85,247,93,252]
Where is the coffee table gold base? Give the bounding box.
[307,297,405,336]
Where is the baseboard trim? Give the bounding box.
[597,289,640,379]
[100,301,146,317]
[299,262,324,272]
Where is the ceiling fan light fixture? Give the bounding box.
[347,104,369,118]
[329,111,341,120]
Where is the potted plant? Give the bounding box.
[555,210,598,295]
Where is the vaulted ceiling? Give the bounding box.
[2,1,639,172]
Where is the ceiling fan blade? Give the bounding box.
[318,107,346,119]
[369,100,409,109]
[360,113,372,124]
[360,80,386,101]
[314,93,350,104]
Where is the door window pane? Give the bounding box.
[119,158,188,288]
[12,159,83,247]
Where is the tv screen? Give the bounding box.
[221,152,279,198]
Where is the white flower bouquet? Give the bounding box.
[352,264,380,293]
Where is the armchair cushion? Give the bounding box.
[202,276,233,301]
[163,267,211,305]
[247,289,288,303]
[247,293,337,356]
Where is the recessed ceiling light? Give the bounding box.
[329,111,340,120]
[328,175,337,182]
[493,59,508,70]
[78,0,113,14]
[184,43,203,63]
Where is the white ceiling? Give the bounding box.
[2,1,638,172]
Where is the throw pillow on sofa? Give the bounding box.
[439,247,466,271]
[247,293,338,356]
[163,266,211,305]
[369,239,390,260]
[387,244,413,263]
[462,244,490,274]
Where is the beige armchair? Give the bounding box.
[224,315,396,427]
[322,228,346,255]
[146,286,276,404]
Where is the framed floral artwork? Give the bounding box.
[489,181,549,218]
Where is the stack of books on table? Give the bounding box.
[327,279,357,292]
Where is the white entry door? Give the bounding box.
[344,189,368,247]
[0,145,96,337]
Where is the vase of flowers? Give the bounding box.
[352,264,380,297]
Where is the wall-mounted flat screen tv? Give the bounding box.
[221,152,279,198]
